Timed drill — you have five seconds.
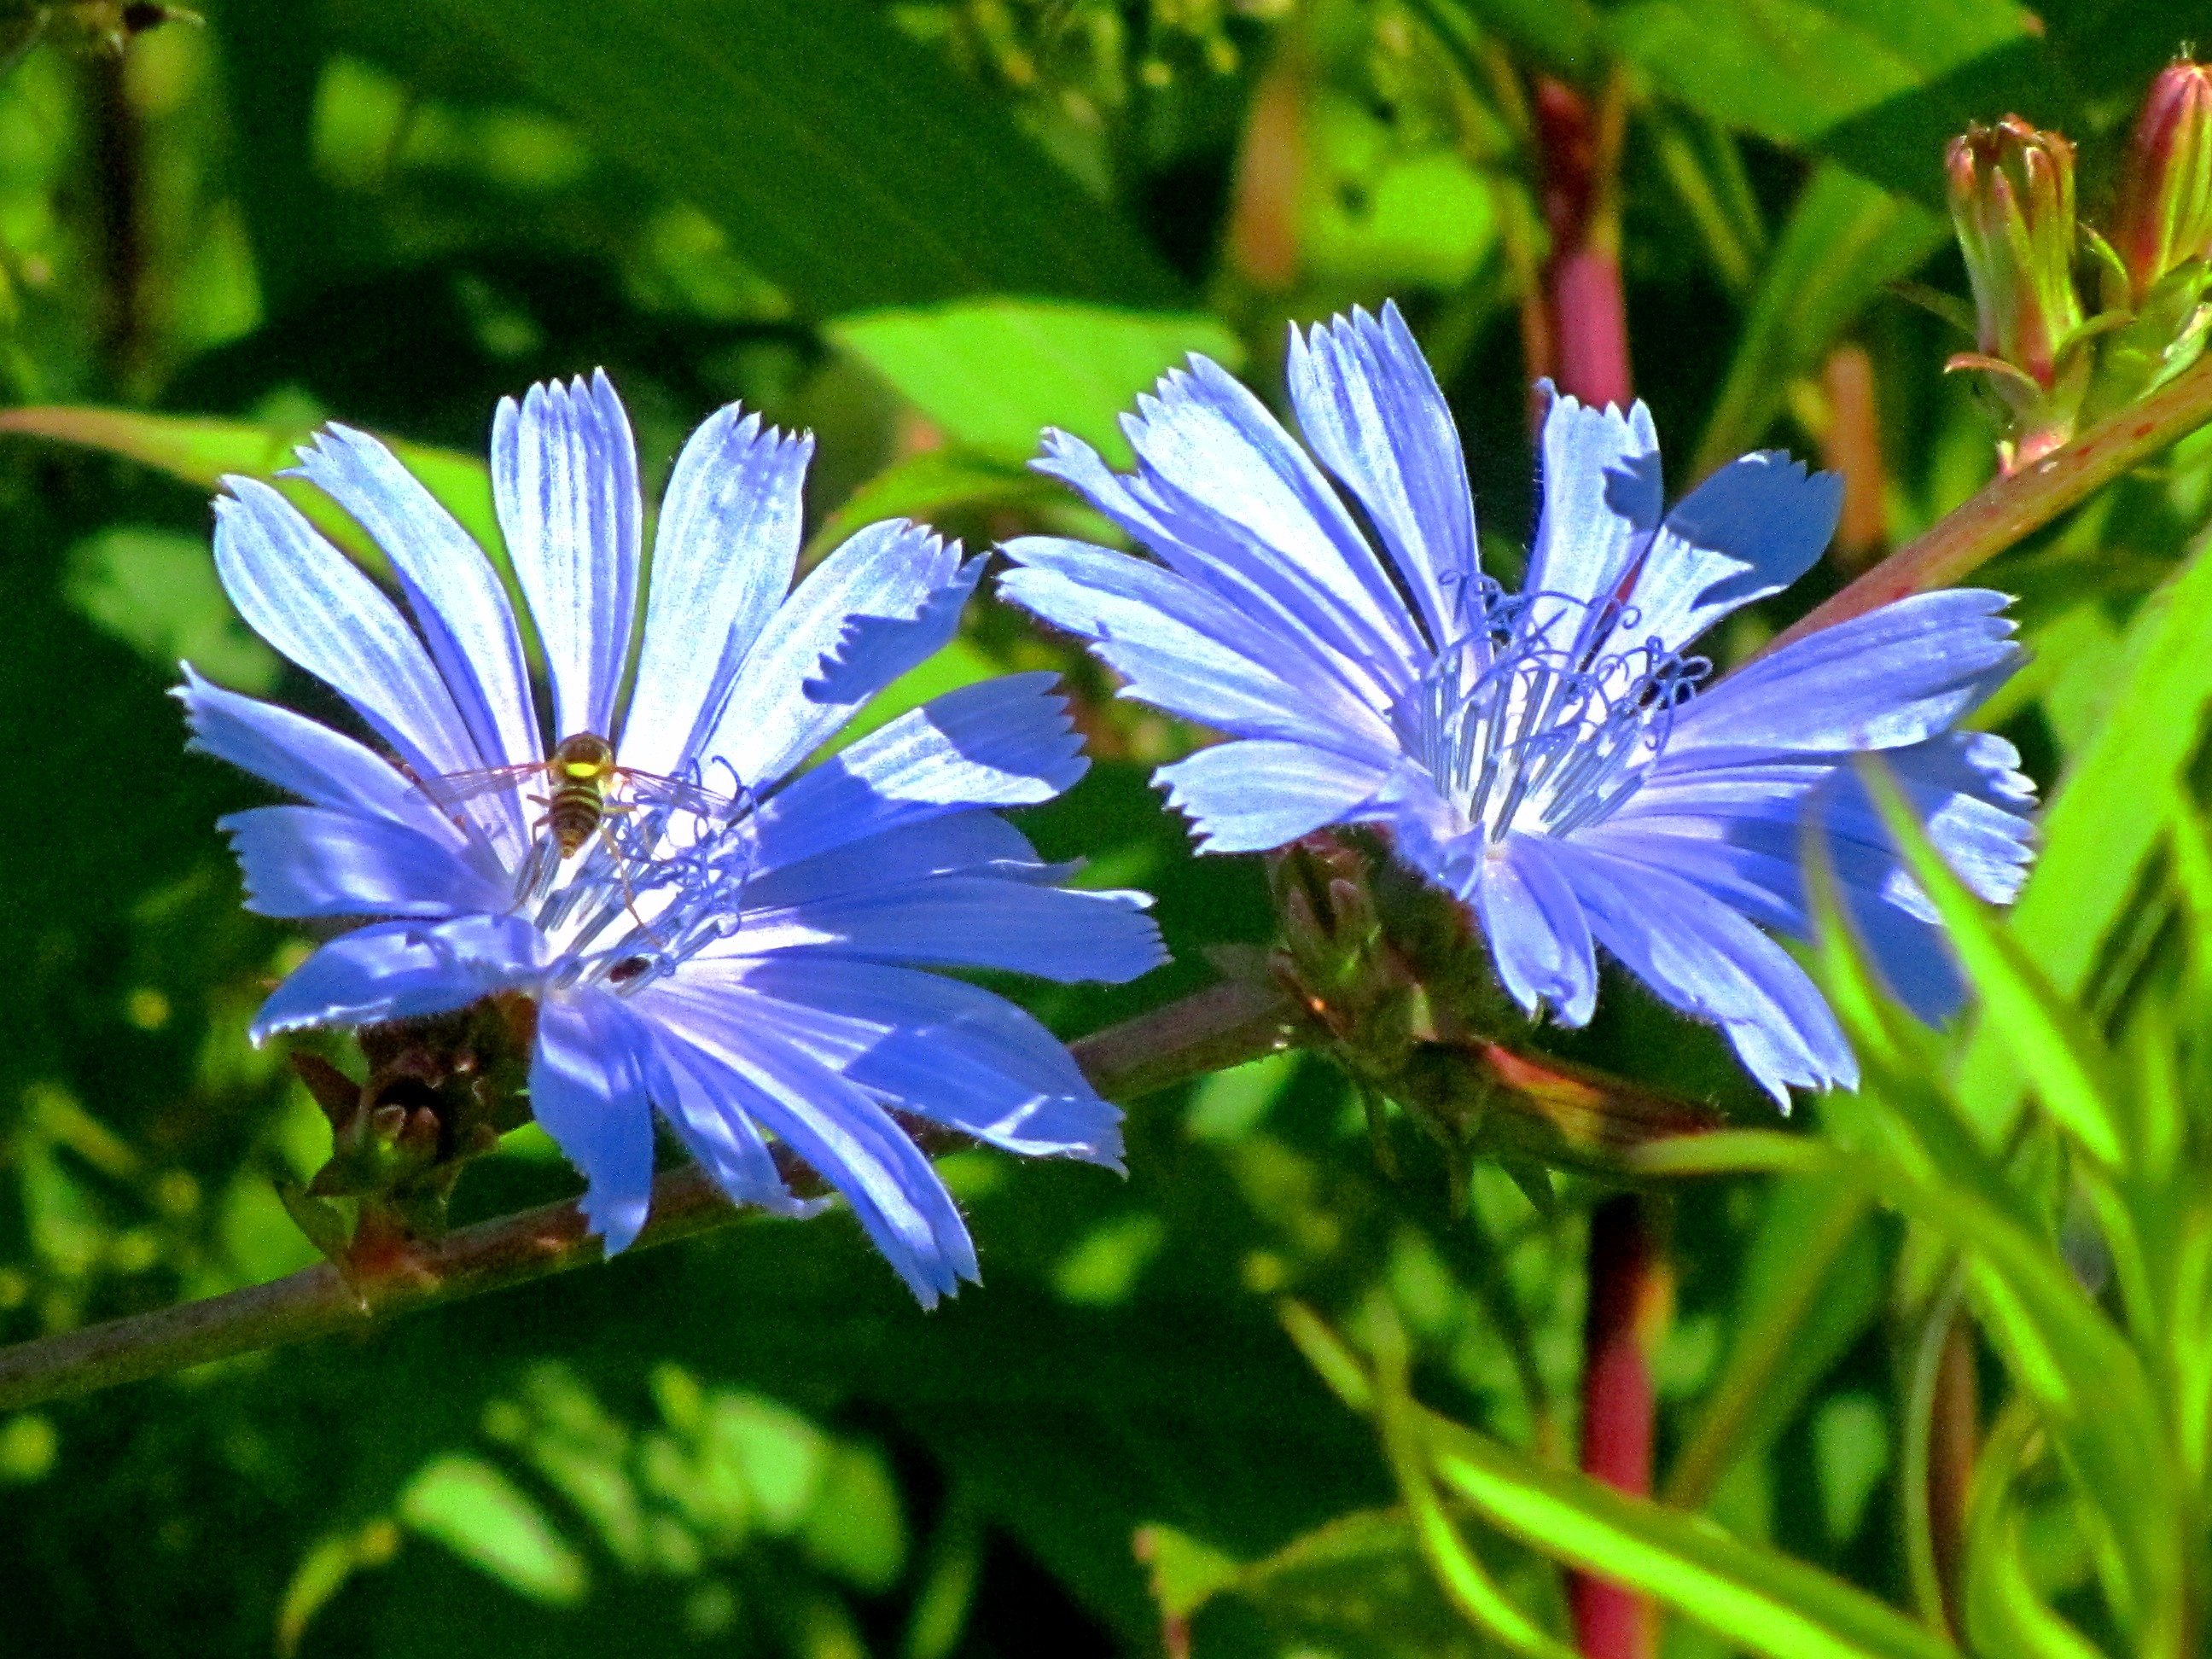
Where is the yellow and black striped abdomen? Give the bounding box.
[545,779,603,856]
[544,731,618,858]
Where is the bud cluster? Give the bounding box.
[1265,830,1716,1207]
[1946,63,2212,469]
[280,995,538,1291]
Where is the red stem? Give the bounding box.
[1534,75,1632,412]
[1532,73,1662,1659]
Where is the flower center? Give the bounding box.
[1397,582,1703,843]
[512,760,757,995]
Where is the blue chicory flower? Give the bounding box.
[183,370,1162,1301]
[998,305,2037,1102]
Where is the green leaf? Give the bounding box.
[1148,1510,1497,1659]
[1608,0,2040,202]
[1857,760,2128,1167]
[1664,1174,1879,1508]
[1694,166,1946,476]
[809,447,1067,556]
[65,528,280,692]
[0,405,498,580]
[397,1455,589,1605]
[830,300,1241,465]
[1962,1410,2107,1659]
[1421,1413,1959,1659]
[356,0,1185,314]
[799,1441,907,1592]
[1957,527,2212,1139]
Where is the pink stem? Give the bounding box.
[1530,72,1661,1659]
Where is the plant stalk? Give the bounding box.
[1527,68,1662,1659]
[1758,351,2212,657]
[0,979,1302,1415]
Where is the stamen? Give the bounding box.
[498,760,762,996]
[1394,586,1704,844]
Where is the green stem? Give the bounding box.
[1757,352,2212,659]
[0,979,1303,1415]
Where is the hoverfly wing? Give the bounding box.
[612,767,742,821]
[414,760,553,815]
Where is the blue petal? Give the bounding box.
[803,552,980,707]
[620,407,813,777]
[1668,591,2023,759]
[1029,427,1404,708]
[647,982,977,1305]
[221,806,508,918]
[531,990,656,1254]
[492,371,641,740]
[742,812,1043,912]
[1614,451,1842,655]
[706,520,967,792]
[176,667,469,848]
[728,876,1165,984]
[1473,835,1598,1026]
[1543,840,1857,1103]
[288,424,542,837]
[250,913,544,1042]
[997,536,1400,757]
[748,673,1086,870]
[642,1035,819,1218]
[1588,733,2033,1027]
[1103,354,1428,687]
[1522,387,1662,628]
[1285,302,1476,648]
[688,957,1123,1164]
[1155,738,1388,853]
[212,479,490,800]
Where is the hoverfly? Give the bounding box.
[415,731,739,900]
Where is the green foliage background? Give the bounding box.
[2,2,2209,1655]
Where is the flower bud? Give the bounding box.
[2111,61,2212,306]
[1947,117,2084,387]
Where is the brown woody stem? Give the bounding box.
[1757,352,2212,658]
[0,980,1303,1415]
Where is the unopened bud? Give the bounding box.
[1947,117,2084,386]
[2112,61,2212,306]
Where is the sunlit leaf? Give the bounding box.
[65,528,280,692]
[1664,1173,1878,1507]
[397,1456,589,1605]
[1858,760,2128,1167]
[1422,1412,1958,1659]
[0,405,498,579]
[1957,527,2212,1139]
[830,300,1242,464]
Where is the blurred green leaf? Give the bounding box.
[1859,760,2128,1167]
[1665,1174,1878,1507]
[398,1456,589,1606]
[1962,1410,2105,1659]
[1610,0,2038,201]
[1422,1411,1957,1659]
[1957,527,2212,1139]
[798,1441,906,1592]
[831,300,1241,465]
[809,446,1064,553]
[351,0,1185,314]
[1149,1510,1493,1659]
[1694,166,1945,476]
[65,528,279,692]
[0,405,498,579]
